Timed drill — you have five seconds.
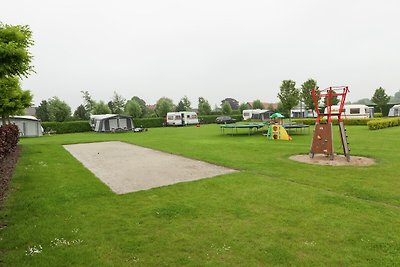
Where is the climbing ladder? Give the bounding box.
[309,86,351,161]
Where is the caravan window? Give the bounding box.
[167,115,174,120]
[187,115,190,118]
[190,114,197,119]
[350,108,360,114]
[175,115,181,120]
[243,112,249,117]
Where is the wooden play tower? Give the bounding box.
[309,86,351,161]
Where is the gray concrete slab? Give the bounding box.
[63,141,237,194]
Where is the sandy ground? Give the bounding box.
[63,141,237,194]
[289,154,375,166]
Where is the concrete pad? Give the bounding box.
[63,141,237,194]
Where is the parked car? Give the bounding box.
[216,116,236,124]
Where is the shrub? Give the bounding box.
[367,117,400,130]
[374,113,382,118]
[292,118,373,126]
[133,118,165,128]
[41,121,91,134]
[0,124,19,160]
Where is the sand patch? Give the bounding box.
[63,141,237,194]
[289,154,375,166]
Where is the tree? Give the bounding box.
[0,77,32,124]
[0,23,34,79]
[239,102,249,113]
[221,101,232,115]
[110,91,126,114]
[301,79,319,115]
[221,98,239,110]
[130,96,147,117]
[125,99,142,118]
[354,98,373,105]
[176,96,191,111]
[47,97,71,122]
[81,90,95,116]
[390,90,400,103]
[155,97,174,117]
[252,99,264,109]
[371,87,390,113]
[36,100,49,122]
[92,100,111,115]
[73,104,89,120]
[277,80,300,117]
[198,97,212,115]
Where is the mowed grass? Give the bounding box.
[1,124,400,266]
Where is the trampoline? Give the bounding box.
[220,123,267,135]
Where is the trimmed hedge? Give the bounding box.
[292,118,373,126]
[133,118,165,128]
[367,117,400,130]
[41,121,92,134]
[0,124,19,160]
[198,115,243,124]
[374,113,383,118]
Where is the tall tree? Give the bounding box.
[47,97,71,122]
[0,23,34,79]
[198,97,212,115]
[0,77,32,124]
[390,90,400,103]
[252,99,264,109]
[221,101,232,115]
[301,79,319,115]
[239,102,250,113]
[277,80,300,117]
[81,90,95,116]
[36,100,49,122]
[110,91,126,114]
[73,104,89,120]
[371,87,390,113]
[130,96,147,117]
[176,96,191,111]
[125,99,142,118]
[155,97,174,117]
[92,100,111,115]
[221,98,239,110]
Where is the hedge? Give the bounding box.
[198,115,243,124]
[367,117,400,130]
[41,121,92,134]
[292,118,374,126]
[0,124,19,160]
[133,118,165,128]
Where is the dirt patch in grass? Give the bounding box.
[289,154,375,166]
[0,146,21,206]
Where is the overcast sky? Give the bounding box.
[2,0,400,109]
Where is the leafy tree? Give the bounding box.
[239,102,249,113]
[73,104,89,120]
[252,99,264,109]
[107,101,115,114]
[36,100,49,122]
[92,100,111,115]
[0,77,32,124]
[155,97,174,117]
[198,97,212,115]
[47,97,71,122]
[80,90,95,116]
[125,99,142,118]
[0,23,34,78]
[176,96,191,111]
[390,90,400,103]
[221,98,239,110]
[277,80,300,117]
[371,87,390,113]
[221,101,232,115]
[110,91,126,114]
[354,98,373,105]
[130,96,147,117]
[301,79,319,115]
[175,101,186,112]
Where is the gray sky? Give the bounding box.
[2,0,400,110]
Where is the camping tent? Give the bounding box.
[8,116,43,137]
[90,114,134,132]
[388,104,400,117]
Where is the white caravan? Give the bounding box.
[324,104,373,119]
[242,109,273,120]
[388,104,400,117]
[166,112,199,126]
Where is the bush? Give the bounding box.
[292,118,373,126]
[41,121,91,134]
[133,118,165,128]
[374,113,383,118]
[367,117,400,130]
[0,124,19,160]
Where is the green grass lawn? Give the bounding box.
[1,124,400,266]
